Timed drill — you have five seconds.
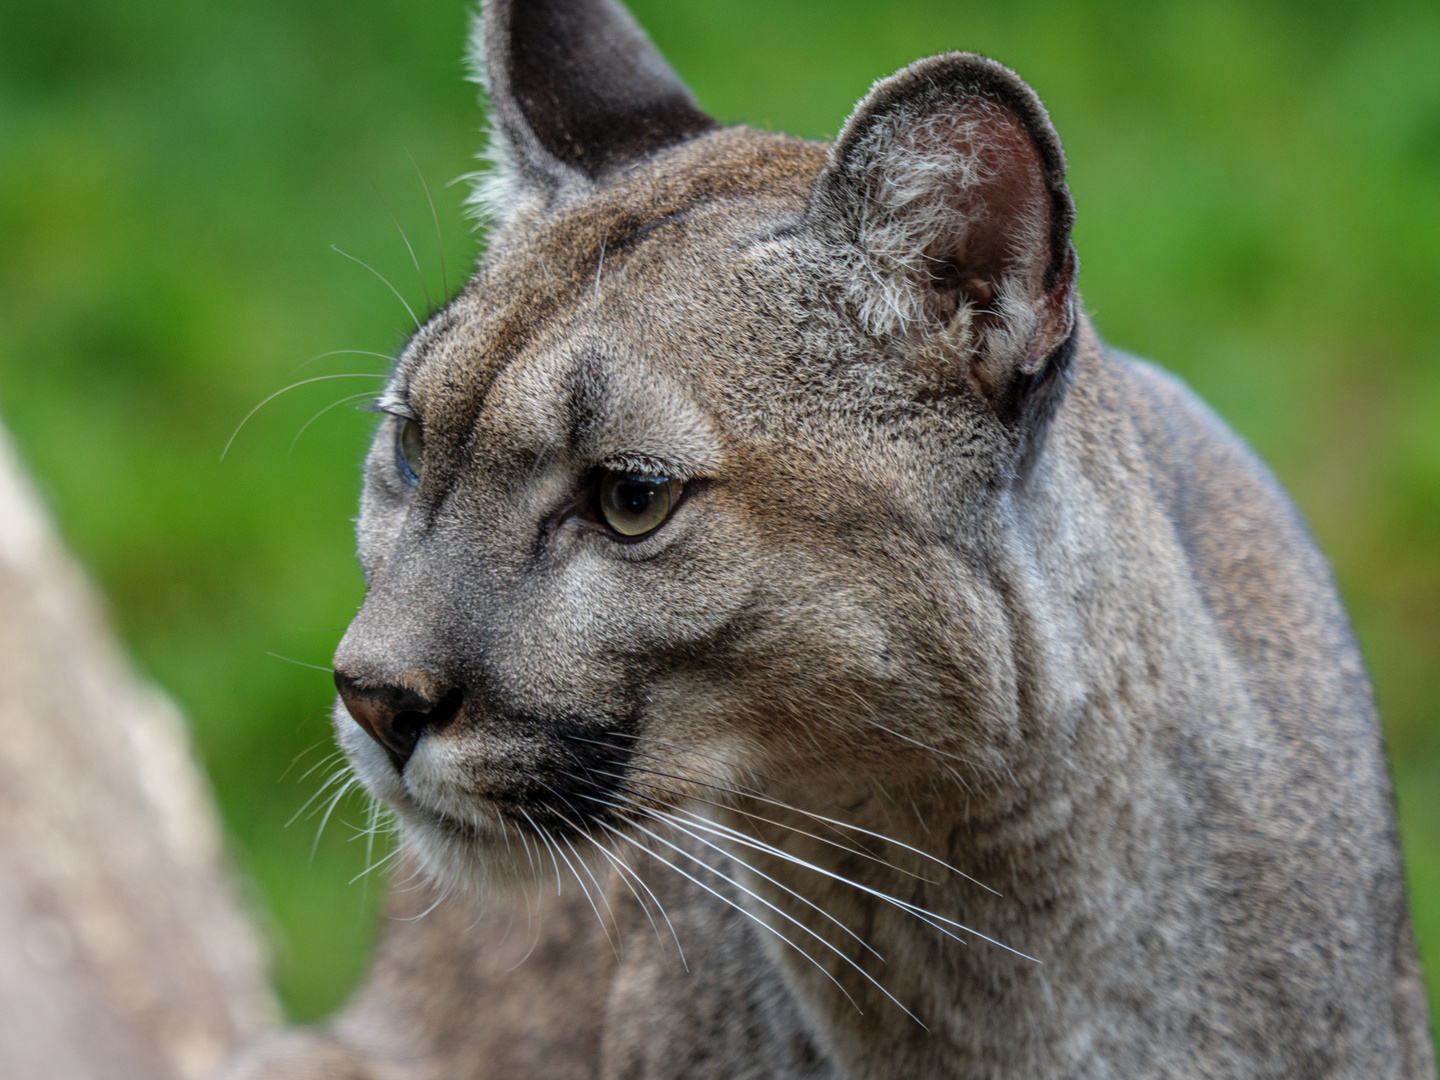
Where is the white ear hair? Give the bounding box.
[811,53,1076,379]
[459,0,715,232]
[461,12,536,232]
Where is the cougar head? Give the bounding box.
[332,0,1077,893]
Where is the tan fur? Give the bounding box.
[225,4,1434,1077]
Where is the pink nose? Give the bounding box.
[333,670,447,769]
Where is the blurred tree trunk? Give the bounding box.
[0,422,276,1079]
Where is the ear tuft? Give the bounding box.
[810,53,1077,390]
[465,0,716,227]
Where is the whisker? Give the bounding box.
[640,810,930,1025]
[504,828,547,973]
[331,244,422,331]
[668,808,1036,963]
[588,797,916,1019]
[561,832,622,950]
[289,391,383,454]
[395,883,451,922]
[541,821,620,960]
[349,843,403,886]
[603,792,883,964]
[579,831,687,969]
[221,372,388,461]
[596,819,864,1016]
[534,779,686,964]
[265,651,335,674]
[371,181,432,314]
[580,762,1014,958]
[594,233,606,300]
[642,765,995,895]
[355,798,388,898]
[663,806,967,945]
[520,809,565,897]
[311,775,360,858]
[595,730,796,795]
[524,786,626,951]
[406,150,449,301]
[287,765,352,826]
[296,348,397,371]
[281,742,338,783]
[569,757,935,885]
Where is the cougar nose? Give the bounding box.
[333,670,453,770]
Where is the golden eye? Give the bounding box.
[396,417,424,482]
[598,472,683,537]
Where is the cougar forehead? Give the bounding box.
[403,127,827,432]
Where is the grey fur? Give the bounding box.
[225,2,1435,1077]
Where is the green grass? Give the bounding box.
[1,0,1436,1024]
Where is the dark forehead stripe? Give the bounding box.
[409,128,828,461]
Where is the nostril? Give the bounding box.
[333,670,460,771]
[388,709,434,760]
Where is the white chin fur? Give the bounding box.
[334,707,573,896]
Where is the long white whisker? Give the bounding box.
[666,806,967,946]
[505,825,547,973]
[579,732,997,894]
[573,760,936,886]
[331,245,422,330]
[296,348,397,370]
[520,810,564,897]
[720,785,999,895]
[221,373,388,460]
[406,150,449,300]
[266,652,336,675]
[292,747,344,784]
[561,832,620,940]
[542,823,619,960]
[608,809,927,1024]
[597,819,864,1016]
[648,805,884,963]
[311,775,359,858]
[396,884,451,922]
[349,843,402,885]
[376,189,432,314]
[672,809,1037,963]
[289,391,383,453]
[288,765,352,826]
[578,783,885,964]
[579,831,687,969]
[594,233,606,300]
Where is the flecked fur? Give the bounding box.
[223,2,1434,1078]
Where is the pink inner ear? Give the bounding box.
[911,101,1054,317]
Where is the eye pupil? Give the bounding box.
[616,481,653,516]
[599,472,682,537]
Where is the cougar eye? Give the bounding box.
[598,472,683,537]
[396,417,424,483]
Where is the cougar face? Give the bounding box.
[336,136,1023,889]
[332,20,1077,889]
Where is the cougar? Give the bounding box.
[226,0,1435,1076]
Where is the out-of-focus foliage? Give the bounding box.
[0,0,1436,1023]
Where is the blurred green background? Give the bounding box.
[1,0,1436,1026]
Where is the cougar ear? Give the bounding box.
[809,53,1077,392]
[469,0,717,222]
